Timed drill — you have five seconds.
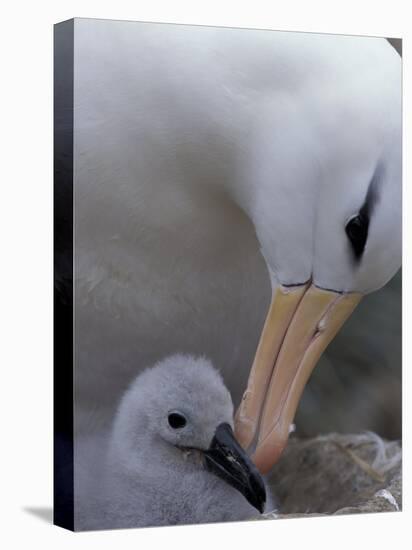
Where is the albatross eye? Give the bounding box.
[345,212,369,259]
[168,412,187,429]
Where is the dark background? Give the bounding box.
[297,270,401,440]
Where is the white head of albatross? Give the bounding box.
[234,40,401,472]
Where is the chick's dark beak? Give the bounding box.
[203,423,266,513]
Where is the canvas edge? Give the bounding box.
[53,18,75,532]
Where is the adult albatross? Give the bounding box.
[73,20,402,475]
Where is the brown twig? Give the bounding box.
[333,441,385,483]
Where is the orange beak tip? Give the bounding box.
[252,439,287,474]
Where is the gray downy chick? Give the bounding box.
[76,354,274,530]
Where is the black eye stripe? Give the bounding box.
[168,412,187,429]
[345,164,382,260]
[345,212,369,259]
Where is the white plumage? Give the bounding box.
[71,19,401,481]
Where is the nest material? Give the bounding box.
[263,432,401,518]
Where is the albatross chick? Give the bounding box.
[76,354,273,530]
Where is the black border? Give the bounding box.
[53,18,74,531]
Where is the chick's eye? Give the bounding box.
[345,213,369,258]
[168,412,187,429]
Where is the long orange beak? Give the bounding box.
[234,283,362,474]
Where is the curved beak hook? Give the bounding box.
[204,423,266,513]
